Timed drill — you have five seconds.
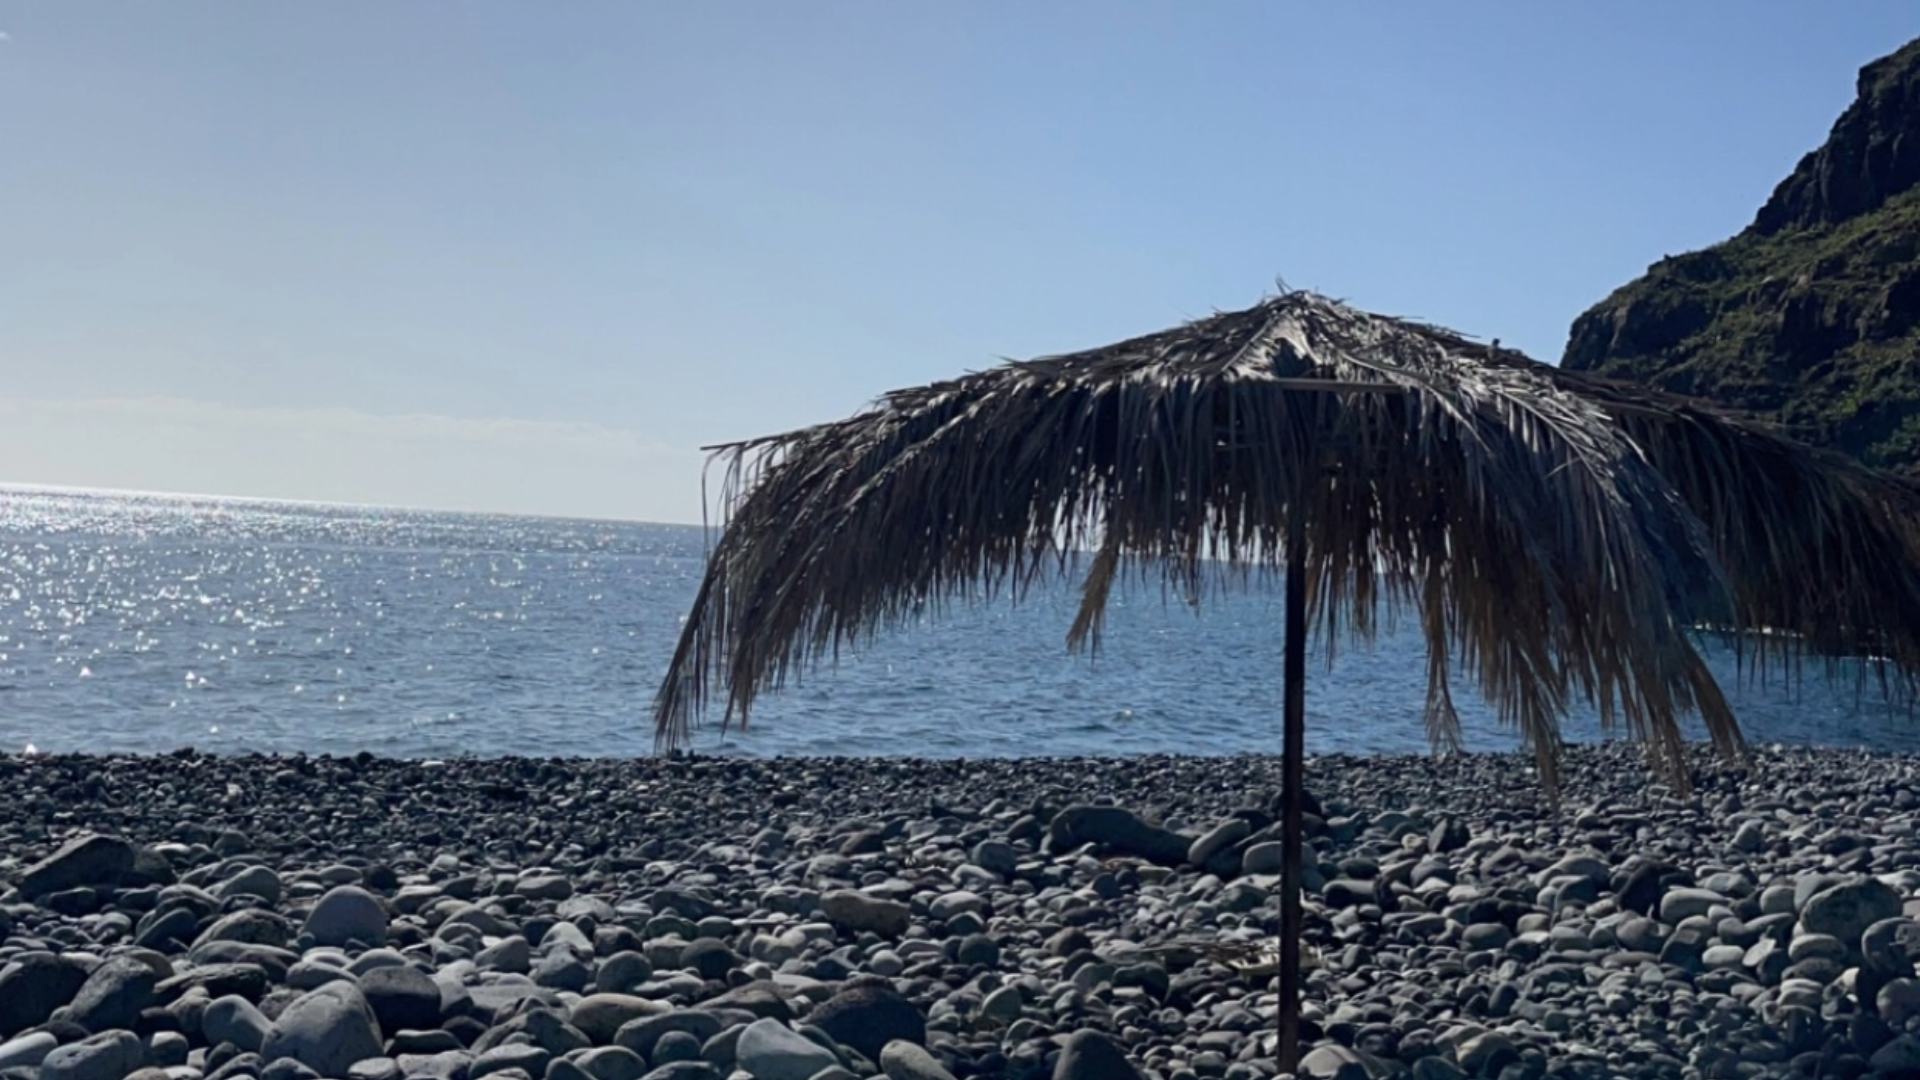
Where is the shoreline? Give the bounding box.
[11,736,1920,764]
[1,744,1915,1079]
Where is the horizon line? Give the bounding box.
[0,479,709,531]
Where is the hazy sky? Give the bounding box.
[2,5,1913,523]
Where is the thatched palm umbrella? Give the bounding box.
[653,290,1920,1071]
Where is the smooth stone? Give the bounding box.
[1047,805,1190,866]
[612,1011,725,1058]
[571,994,674,1046]
[970,841,1019,877]
[649,1031,702,1066]
[677,938,738,980]
[1789,933,1848,964]
[0,954,88,1035]
[1536,853,1610,887]
[343,941,407,976]
[515,874,573,901]
[1461,924,1511,952]
[1863,917,1920,976]
[1702,944,1746,970]
[1457,1031,1520,1076]
[133,906,199,950]
[635,1063,719,1080]
[469,1043,551,1079]
[259,982,384,1076]
[807,981,925,1062]
[1658,888,1727,925]
[285,959,356,991]
[1795,874,1850,912]
[1411,1057,1467,1080]
[476,935,533,974]
[1187,819,1252,868]
[347,1059,405,1080]
[515,1009,590,1056]
[17,834,136,898]
[1429,819,1471,854]
[1759,884,1798,916]
[594,952,653,994]
[954,933,1000,967]
[146,1022,188,1068]
[0,1032,56,1070]
[203,994,272,1053]
[440,905,516,939]
[388,1031,463,1054]
[156,962,270,1004]
[1871,1034,1920,1074]
[700,980,795,1021]
[879,1040,958,1080]
[541,922,594,955]
[260,1060,324,1080]
[1323,879,1376,910]
[302,885,390,949]
[394,1049,473,1080]
[1298,1044,1369,1080]
[467,982,559,1019]
[61,955,158,1033]
[1882,978,1920,1028]
[1801,879,1904,950]
[214,866,284,904]
[1241,842,1285,875]
[1615,916,1664,953]
[557,895,618,922]
[733,1018,838,1080]
[545,1061,595,1080]
[1053,1030,1143,1080]
[196,909,293,950]
[37,1030,149,1080]
[819,891,910,937]
[360,963,443,1033]
[927,891,986,921]
[978,984,1023,1023]
[576,1046,648,1080]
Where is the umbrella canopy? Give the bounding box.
[651,289,1920,1072]
[654,290,1920,780]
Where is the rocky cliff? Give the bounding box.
[1563,37,1920,473]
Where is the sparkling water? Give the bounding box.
[0,484,1912,759]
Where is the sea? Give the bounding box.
[0,484,1914,761]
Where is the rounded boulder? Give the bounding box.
[260,981,383,1076]
[301,885,390,949]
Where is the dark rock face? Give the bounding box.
[1563,36,1920,475]
[1756,40,1920,235]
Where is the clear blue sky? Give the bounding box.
[2,3,1913,523]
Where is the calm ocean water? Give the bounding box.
[0,484,1914,760]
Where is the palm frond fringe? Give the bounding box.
[654,291,1920,789]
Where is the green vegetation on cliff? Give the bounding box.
[1563,38,1920,473]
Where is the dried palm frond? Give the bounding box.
[653,291,1920,789]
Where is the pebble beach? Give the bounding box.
[3,744,1920,1080]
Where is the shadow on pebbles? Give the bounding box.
[0,744,1917,1080]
